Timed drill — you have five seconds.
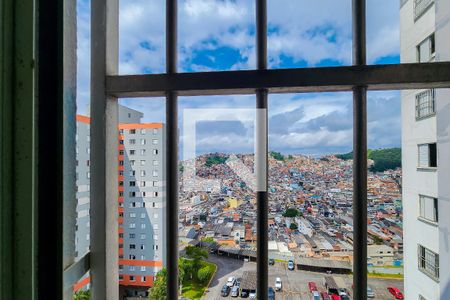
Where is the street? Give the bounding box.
[203,255,404,300]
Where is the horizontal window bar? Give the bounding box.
[106,62,450,97]
[63,252,90,292]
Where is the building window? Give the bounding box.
[130,149,135,155]
[129,139,136,145]
[140,244,145,250]
[119,129,124,134]
[141,276,146,282]
[141,223,146,229]
[153,170,158,177]
[129,266,135,271]
[153,160,158,166]
[418,143,437,168]
[418,244,439,280]
[153,149,158,155]
[130,244,136,249]
[129,223,136,229]
[140,129,146,134]
[129,212,136,218]
[141,266,146,272]
[129,181,136,186]
[130,129,136,134]
[119,160,124,166]
[129,170,135,176]
[119,150,124,155]
[140,149,146,155]
[154,235,159,240]
[119,170,124,176]
[140,213,146,218]
[129,192,136,197]
[415,89,435,120]
[417,33,435,62]
[414,0,435,21]
[140,170,146,177]
[154,224,158,230]
[419,195,438,223]
[130,160,135,166]
[129,233,135,239]
[140,160,146,166]
[141,139,146,145]
[152,139,158,145]
[129,255,135,260]
[140,181,146,187]
[153,128,158,135]
[140,234,146,239]
[129,276,135,282]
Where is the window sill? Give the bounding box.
[418,268,439,283]
[417,217,438,227]
[417,167,437,172]
[416,113,436,121]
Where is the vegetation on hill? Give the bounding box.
[335,148,401,172]
[270,151,285,161]
[283,208,299,218]
[205,155,228,167]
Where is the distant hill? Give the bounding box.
[336,148,401,172]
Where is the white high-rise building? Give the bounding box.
[400,0,450,299]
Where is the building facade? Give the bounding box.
[75,106,165,297]
[400,0,450,299]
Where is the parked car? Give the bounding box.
[340,295,350,300]
[387,286,404,299]
[268,287,275,300]
[221,285,231,297]
[308,282,318,292]
[311,291,321,300]
[227,276,236,287]
[236,278,242,288]
[320,292,331,300]
[240,290,249,298]
[275,277,282,291]
[337,288,348,296]
[330,294,341,300]
[249,290,257,299]
[231,286,240,297]
[269,258,275,265]
[367,286,375,298]
[288,260,295,270]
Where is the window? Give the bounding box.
[153,128,158,135]
[130,149,135,155]
[119,150,124,155]
[141,139,146,145]
[129,212,136,218]
[129,244,136,249]
[129,181,136,186]
[140,244,145,250]
[129,276,135,282]
[140,181,146,187]
[153,160,158,166]
[119,170,123,176]
[418,143,437,168]
[141,223,146,229]
[129,233,135,239]
[152,139,158,145]
[153,181,158,187]
[153,192,158,197]
[130,160,135,166]
[140,160,146,166]
[129,223,136,229]
[140,213,146,218]
[154,224,158,230]
[119,139,124,145]
[129,266,135,271]
[153,170,158,177]
[129,139,136,145]
[129,255,136,260]
[129,170,135,176]
[153,213,158,219]
[414,0,435,21]
[140,170,146,177]
[140,234,146,239]
[419,195,438,223]
[417,33,435,63]
[119,181,124,187]
[418,244,439,280]
[119,129,124,134]
[141,276,146,282]
[416,89,435,119]
[141,266,146,272]
[140,149,146,155]
[140,129,146,134]
[153,149,158,155]
[130,129,136,134]
[119,160,124,166]
[140,255,145,260]
[129,192,136,197]
[154,235,159,240]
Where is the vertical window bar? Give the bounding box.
[352,0,367,299]
[256,0,268,299]
[91,0,119,299]
[166,0,179,298]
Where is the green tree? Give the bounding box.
[197,266,213,284]
[289,222,298,230]
[372,236,384,245]
[148,269,167,300]
[283,208,299,218]
[270,151,285,161]
[73,290,90,300]
[185,246,208,272]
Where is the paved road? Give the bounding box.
[203,254,404,300]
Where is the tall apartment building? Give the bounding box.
[400,0,450,299]
[75,106,166,297]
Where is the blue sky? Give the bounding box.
[77,0,401,156]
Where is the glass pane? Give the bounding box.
[178,0,256,72]
[117,98,166,298]
[268,92,354,298]
[119,0,166,74]
[178,95,257,299]
[268,0,352,69]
